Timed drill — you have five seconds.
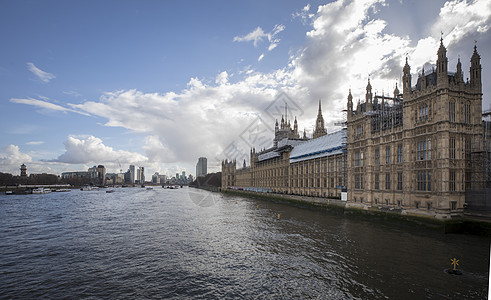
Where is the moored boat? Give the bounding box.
[32,188,52,194]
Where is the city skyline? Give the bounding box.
[1,0,490,178]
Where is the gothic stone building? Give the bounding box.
[346,40,483,218]
[222,101,347,198]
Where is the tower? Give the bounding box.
[456,57,463,84]
[20,164,27,177]
[470,44,482,91]
[436,37,448,88]
[402,57,411,96]
[347,89,353,121]
[365,78,373,111]
[313,99,327,139]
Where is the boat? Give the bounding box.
[55,188,71,192]
[81,185,99,191]
[146,187,153,190]
[5,191,13,195]
[106,189,115,193]
[32,188,52,194]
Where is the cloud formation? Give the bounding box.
[10,97,89,115]
[49,135,148,166]
[233,24,285,52]
[26,62,55,83]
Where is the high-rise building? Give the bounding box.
[196,157,207,177]
[137,166,145,183]
[129,165,135,183]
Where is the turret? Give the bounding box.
[313,99,327,139]
[393,83,400,98]
[470,44,482,91]
[402,57,412,97]
[366,78,373,111]
[436,37,448,88]
[347,89,353,121]
[293,116,298,137]
[456,57,463,84]
[421,66,426,90]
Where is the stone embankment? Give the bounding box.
[221,189,491,236]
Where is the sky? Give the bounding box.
[1,0,490,178]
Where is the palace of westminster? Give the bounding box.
[222,40,490,219]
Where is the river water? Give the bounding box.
[0,187,488,299]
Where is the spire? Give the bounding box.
[293,116,299,137]
[436,36,448,87]
[456,56,463,84]
[421,66,426,90]
[393,83,399,98]
[402,56,411,96]
[313,99,327,139]
[470,42,482,90]
[347,89,353,120]
[365,78,373,104]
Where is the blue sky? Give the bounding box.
[1,0,490,178]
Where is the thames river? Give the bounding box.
[0,187,488,299]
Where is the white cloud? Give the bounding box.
[233,24,285,53]
[10,97,89,116]
[258,53,265,61]
[26,141,44,145]
[26,62,55,83]
[0,145,32,173]
[432,0,491,46]
[48,135,148,166]
[293,4,315,25]
[215,71,229,85]
[233,26,266,47]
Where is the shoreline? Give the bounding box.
[220,188,491,236]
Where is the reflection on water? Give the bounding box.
[0,187,488,299]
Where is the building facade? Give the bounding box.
[222,41,485,219]
[346,40,483,218]
[222,101,347,198]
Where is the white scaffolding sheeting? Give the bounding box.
[290,129,346,163]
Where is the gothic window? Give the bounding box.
[385,173,391,190]
[417,138,431,160]
[449,138,456,160]
[375,148,380,165]
[465,138,471,160]
[419,104,428,121]
[449,101,455,122]
[397,144,403,163]
[355,174,363,189]
[417,171,426,191]
[330,177,334,188]
[465,102,471,124]
[397,172,403,190]
[354,151,361,167]
[449,170,456,191]
[356,125,363,137]
[374,173,379,190]
[385,146,391,164]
